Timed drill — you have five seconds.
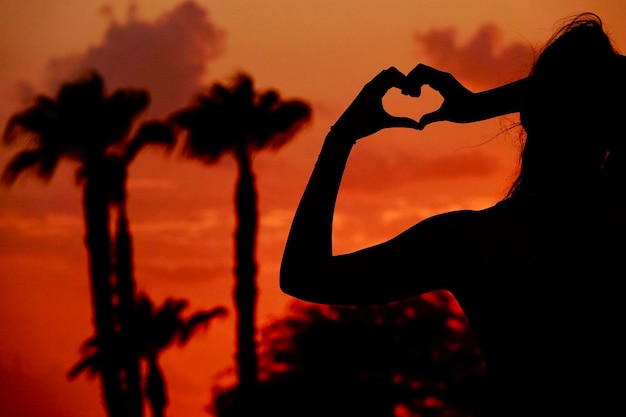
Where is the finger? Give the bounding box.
[369,67,410,94]
[404,64,452,97]
[406,63,447,84]
[403,64,434,96]
[401,85,421,98]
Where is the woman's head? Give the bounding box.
[510,13,626,196]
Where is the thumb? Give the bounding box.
[417,109,446,130]
[389,116,421,131]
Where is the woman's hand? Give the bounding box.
[403,64,475,129]
[331,67,421,141]
[404,63,528,128]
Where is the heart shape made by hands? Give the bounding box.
[382,86,443,127]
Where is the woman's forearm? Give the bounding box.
[470,77,530,122]
[280,130,354,299]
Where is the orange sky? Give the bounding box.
[1,1,626,417]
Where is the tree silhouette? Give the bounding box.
[136,294,227,417]
[69,293,227,417]
[108,121,177,417]
[211,292,485,417]
[169,72,311,414]
[2,70,151,417]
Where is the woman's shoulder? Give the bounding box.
[402,201,528,262]
[419,199,522,232]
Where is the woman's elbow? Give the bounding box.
[279,260,328,303]
[279,261,307,299]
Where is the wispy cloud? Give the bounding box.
[415,23,534,88]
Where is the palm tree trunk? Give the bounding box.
[115,202,144,417]
[233,147,259,415]
[146,355,168,417]
[83,164,126,417]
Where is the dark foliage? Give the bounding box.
[211,291,485,417]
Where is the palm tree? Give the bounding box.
[136,294,227,417]
[69,294,227,417]
[112,201,144,417]
[108,121,177,417]
[169,72,311,414]
[2,70,151,417]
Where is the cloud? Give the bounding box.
[45,1,226,117]
[414,23,534,88]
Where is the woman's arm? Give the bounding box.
[280,68,425,305]
[280,66,525,306]
[280,128,467,305]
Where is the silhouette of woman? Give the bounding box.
[281,12,626,416]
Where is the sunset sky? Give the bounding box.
[2,1,626,417]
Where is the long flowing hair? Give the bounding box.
[507,13,626,198]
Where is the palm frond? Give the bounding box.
[258,90,280,113]
[178,306,228,345]
[160,298,189,318]
[1,149,57,185]
[57,70,105,112]
[231,73,255,116]
[207,82,233,107]
[67,335,101,380]
[37,149,61,181]
[3,96,58,145]
[103,88,150,146]
[257,99,312,151]
[148,298,188,349]
[124,120,176,164]
[272,100,313,133]
[67,352,101,380]
[137,293,155,319]
[170,99,231,162]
